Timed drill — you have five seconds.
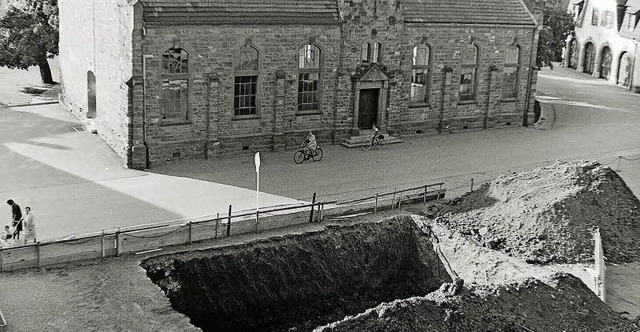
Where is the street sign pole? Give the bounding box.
[254,152,261,231]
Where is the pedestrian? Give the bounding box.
[22,206,36,244]
[0,225,13,248]
[6,199,22,227]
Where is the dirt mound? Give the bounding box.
[315,274,639,332]
[439,160,640,264]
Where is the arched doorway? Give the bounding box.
[600,46,612,80]
[87,71,96,118]
[583,42,595,75]
[569,39,578,69]
[618,52,632,87]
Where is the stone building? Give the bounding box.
[59,0,540,169]
[564,0,640,90]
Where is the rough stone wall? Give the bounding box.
[59,0,134,165]
[140,25,341,163]
[141,217,451,332]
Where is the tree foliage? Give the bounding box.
[536,0,576,68]
[0,0,58,83]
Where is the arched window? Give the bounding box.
[298,44,322,112]
[234,45,259,117]
[460,44,479,102]
[161,48,189,121]
[410,43,431,105]
[361,41,382,63]
[502,45,520,99]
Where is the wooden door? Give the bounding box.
[358,89,379,129]
[87,71,96,118]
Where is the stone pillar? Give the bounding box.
[610,51,621,84]
[576,44,585,73]
[205,74,221,157]
[593,48,602,78]
[273,70,286,151]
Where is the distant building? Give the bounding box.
[59,0,540,169]
[564,0,640,90]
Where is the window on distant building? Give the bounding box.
[410,42,431,105]
[161,47,189,122]
[234,45,259,117]
[298,44,322,112]
[502,45,520,99]
[591,9,599,25]
[460,44,479,102]
[601,11,613,28]
[361,41,382,63]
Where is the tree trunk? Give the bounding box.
[38,56,54,84]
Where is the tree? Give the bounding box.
[536,0,576,68]
[0,0,58,84]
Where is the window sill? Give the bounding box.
[409,103,431,109]
[457,100,477,105]
[296,110,322,116]
[160,120,192,127]
[500,97,519,103]
[233,115,260,121]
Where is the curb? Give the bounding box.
[6,100,59,108]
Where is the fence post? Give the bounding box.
[391,187,397,209]
[36,242,41,269]
[319,203,324,221]
[188,221,193,244]
[215,213,220,239]
[101,230,105,258]
[227,205,232,237]
[0,248,3,272]
[424,186,428,204]
[115,229,121,256]
[374,193,379,213]
[470,178,474,192]
[309,193,317,223]
[255,210,260,233]
[617,156,622,172]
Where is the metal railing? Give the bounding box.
[0,182,446,272]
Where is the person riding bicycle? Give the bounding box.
[371,123,380,146]
[305,131,318,157]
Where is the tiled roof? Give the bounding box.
[401,0,537,26]
[139,0,340,25]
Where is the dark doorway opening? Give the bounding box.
[87,71,96,118]
[618,52,631,87]
[358,88,379,129]
[600,47,612,80]
[584,43,595,75]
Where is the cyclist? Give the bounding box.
[305,131,318,158]
[371,123,380,146]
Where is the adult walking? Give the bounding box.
[22,206,36,244]
[6,199,22,225]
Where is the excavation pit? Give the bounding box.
[141,216,452,332]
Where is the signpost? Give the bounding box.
[254,152,260,232]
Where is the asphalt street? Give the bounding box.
[1,65,639,241]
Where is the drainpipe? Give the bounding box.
[205,74,212,158]
[141,25,150,169]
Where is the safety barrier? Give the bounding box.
[0,182,447,272]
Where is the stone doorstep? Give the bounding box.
[341,134,403,148]
[82,118,98,134]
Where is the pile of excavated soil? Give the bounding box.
[438,160,640,264]
[315,274,639,332]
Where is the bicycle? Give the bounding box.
[362,134,386,151]
[294,144,323,164]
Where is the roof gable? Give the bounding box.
[401,0,538,26]
[139,0,340,26]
